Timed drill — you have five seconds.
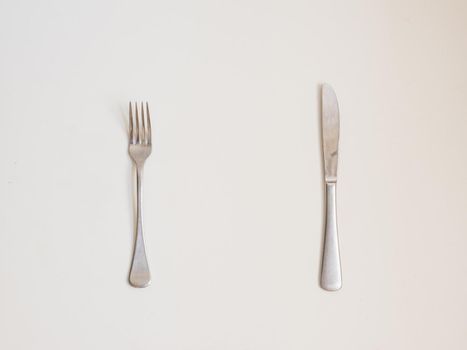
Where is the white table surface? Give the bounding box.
[1,0,467,349]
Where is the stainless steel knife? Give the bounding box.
[320,83,342,291]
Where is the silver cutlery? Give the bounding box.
[320,84,342,291]
[128,102,152,288]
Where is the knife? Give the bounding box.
[320,83,342,291]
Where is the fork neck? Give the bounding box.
[134,162,145,171]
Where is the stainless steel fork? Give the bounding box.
[128,102,152,288]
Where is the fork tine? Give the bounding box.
[129,102,134,144]
[146,102,152,145]
[135,101,140,143]
[141,102,146,144]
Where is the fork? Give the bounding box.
[128,102,152,288]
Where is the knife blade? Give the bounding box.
[320,83,342,291]
[322,84,339,183]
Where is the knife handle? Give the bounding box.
[320,182,342,291]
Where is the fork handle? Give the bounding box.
[320,182,342,291]
[129,166,151,288]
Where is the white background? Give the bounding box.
[1,0,467,349]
